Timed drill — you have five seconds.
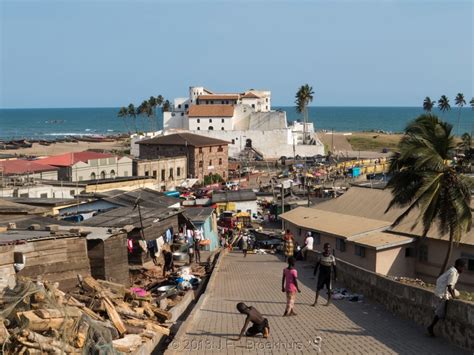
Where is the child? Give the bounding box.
[282,256,301,316]
[162,249,174,277]
[236,303,270,339]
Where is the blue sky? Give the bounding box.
[0,0,472,108]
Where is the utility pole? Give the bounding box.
[281,184,285,230]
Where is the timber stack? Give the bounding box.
[0,275,173,354]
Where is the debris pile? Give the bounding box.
[0,276,173,354]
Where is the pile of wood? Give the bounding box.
[0,276,173,354]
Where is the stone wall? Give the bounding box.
[306,250,474,351]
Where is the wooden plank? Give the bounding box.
[103,296,127,335]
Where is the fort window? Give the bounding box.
[221,127,224,130]
[252,104,255,108]
[209,160,212,166]
[110,170,116,178]
[70,190,75,196]
[197,127,200,130]
[100,171,106,179]
[161,169,165,181]
[221,119,224,123]
[209,119,212,123]
[231,139,235,144]
[178,104,181,108]
[219,158,222,165]
[199,147,203,153]
[90,172,96,180]
[169,168,173,179]
[209,147,212,152]
[208,126,214,130]
[185,104,188,109]
[145,171,149,176]
[199,161,203,168]
[197,119,200,123]
[177,167,181,177]
[152,170,157,178]
[218,145,223,152]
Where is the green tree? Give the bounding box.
[295,84,314,144]
[137,100,152,132]
[117,106,131,133]
[162,100,171,112]
[422,97,435,112]
[454,93,466,136]
[437,95,451,115]
[127,103,138,133]
[385,114,472,274]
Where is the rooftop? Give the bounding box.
[197,95,239,101]
[280,207,390,239]
[351,231,415,250]
[35,151,115,167]
[188,105,234,118]
[95,188,181,209]
[0,199,48,215]
[241,92,261,99]
[183,207,215,223]
[0,159,58,175]
[212,189,257,203]
[138,132,230,147]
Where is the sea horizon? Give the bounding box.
[0,106,472,140]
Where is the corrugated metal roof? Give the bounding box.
[0,199,47,215]
[211,190,257,203]
[183,207,214,223]
[280,207,390,239]
[95,188,180,209]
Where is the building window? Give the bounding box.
[266,106,268,110]
[178,104,181,108]
[70,190,75,196]
[217,145,223,152]
[100,171,106,179]
[405,247,416,257]
[418,245,428,262]
[181,112,184,116]
[199,161,203,168]
[223,171,226,178]
[221,127,224,130]
[90,172,96,180]
[219,158,222,165]
[231,139,235,144]
[40,193,48,198]
[252,104,255,108]
[197,127,201,130]
[355,245,366,257]
[211,101,214,104]
[197,119,200,123]
[209,160,212,166]
[185,104,188,109]
[161,169,165,181]
[145,171,149,176]
[208,126,214,130]
[336,238,346,252]
[199,147,203,153]
[209,119,212,123]
[110,170,115,178]
[221,119,224,123]
[153,170,157,177]
[209,147,212,152]
[169,168,173,179]
[177,167,181,177]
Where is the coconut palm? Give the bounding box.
[385,114,472,275]
[156,95,164,107]
[295,84,314,144]
[162,100,171,112]
[127,103,138,133]
[454,93,466,136]
[137,100,153,132]
[422,97,435,112]
[148,96,157,131]
[470,97,474,110]
[117,107,131,133]
[437,95,450,114]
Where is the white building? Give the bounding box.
[150,86,324,159]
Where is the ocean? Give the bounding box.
[0,106,472,140]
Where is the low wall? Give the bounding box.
[307,250,474,351]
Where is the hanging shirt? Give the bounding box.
[165,229,172,244]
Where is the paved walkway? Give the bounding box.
[167,252,468,354]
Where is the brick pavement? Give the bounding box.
[167,252,469,354]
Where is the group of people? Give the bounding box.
[236,228,466,341]
[283,230,314,262]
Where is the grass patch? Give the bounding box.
[347,133,401,152]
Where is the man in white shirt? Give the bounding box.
[301,232,314,261]
[427,258,465,337]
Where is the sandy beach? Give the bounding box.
[0,139,128,158]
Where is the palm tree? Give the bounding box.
[117,106,131,133]
[454,93,466,136]
[295,84,314,144]
[437,95,450,115]
[137,100,152,132]
[162,100,171,112]
[470,97,474,110]
[127,103,138,133]
[148,96,157,131]
[422,97,435,112]
[156,95,164,107]
[385,114,472,275]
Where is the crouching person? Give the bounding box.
[236,302,270,340]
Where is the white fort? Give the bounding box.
[134,86,324,159]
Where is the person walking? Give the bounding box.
[427,259,465,337]
[241,234,248,257]
[283,229,294,262]
[301,232,314,260]
[312,243,336,306]
[194,229,202,264]
[282,256,301,316]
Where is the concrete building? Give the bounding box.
[133,156,187,191]
[35,151,133,182]
[138,132,229,182]
[280,185,474,291]
[0,159,58,181]
[132,86,324,159]
[212,189,258,217]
